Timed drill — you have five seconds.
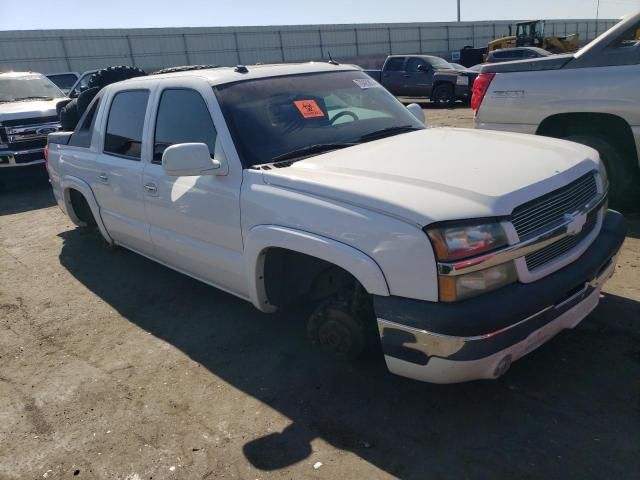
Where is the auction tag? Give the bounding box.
[353,78,380,89]
[294,99,325,118]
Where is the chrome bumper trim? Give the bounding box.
[437,191,607,276]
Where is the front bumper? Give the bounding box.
[374,210,626,384]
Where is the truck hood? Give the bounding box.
[0,98,65,122]
[260,128,599,226]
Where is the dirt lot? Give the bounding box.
[1,106,639,480]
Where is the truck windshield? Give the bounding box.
[215,70,424,167]
[0,75,65,103]
[429,58,455,70]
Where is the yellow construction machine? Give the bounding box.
[488,20,579,54]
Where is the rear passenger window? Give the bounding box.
[385,57,405,71]
[153,89,217,164]
[104,90,149,160]
[69,95,101,148]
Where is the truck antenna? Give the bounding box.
[327,51,339,65]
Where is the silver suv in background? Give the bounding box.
[473,12,640,207]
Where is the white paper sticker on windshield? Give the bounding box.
[353,78,381,89]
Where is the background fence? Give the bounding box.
[0,18,618,74]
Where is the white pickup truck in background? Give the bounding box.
[473,12,640,208]
[46,62,626,383]
[0,72,65,187]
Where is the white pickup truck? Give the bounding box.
[47,62,626,383]
[0,72,65,187]
[473,12,640,208]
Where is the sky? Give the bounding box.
[0,0,638,30]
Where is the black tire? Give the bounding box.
[56,99,72,117]
[151,64,218,75]
[75,87,101,121]
[88,66,147,90]
[59,99,79,131]
[431,84,455,108]
[563,135,637,209]
[69,190,97,227]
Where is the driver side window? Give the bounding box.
[153,89,217,165]
[406,57,428,73]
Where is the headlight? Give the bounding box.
[438,262,518,302]
[425,221,508,262]
[598,161,609,193]
[425,221,515,302]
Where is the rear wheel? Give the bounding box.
[69,189,96,227]
[431,84,455,108]
[563,135,637,209]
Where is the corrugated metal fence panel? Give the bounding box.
[356,28,390,55]
[0,18,618,74]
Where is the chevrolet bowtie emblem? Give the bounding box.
[565,212,587,236]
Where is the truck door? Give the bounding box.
[402,57,435,97]
[380,57,407,96]
[91,88,153,254]
[141,85,246,297]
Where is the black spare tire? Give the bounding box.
[88,66,147,90]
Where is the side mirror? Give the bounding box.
[416,64,429,72]
[406,103,425,125]
[162,143,225,176]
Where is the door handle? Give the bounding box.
[403,74,410,77]
[98,173,109,183]
[143,183,157,194]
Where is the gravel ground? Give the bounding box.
[1,106,639,480]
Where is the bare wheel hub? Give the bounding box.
[307,299,367,361]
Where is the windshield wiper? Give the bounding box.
[270,143,357,163]
[13,96,54,101]
[358,125,421,142]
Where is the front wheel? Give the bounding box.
[431,84,455,108]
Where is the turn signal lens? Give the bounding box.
[44,144,49,171]
[439,262,517,302]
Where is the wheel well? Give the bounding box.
[430,81,455,101]
[537,113,638,167]
[262,248,361,308]
[68,188,96,226]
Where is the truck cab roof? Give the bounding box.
[123,62,361,88]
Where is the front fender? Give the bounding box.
[244,225,390,313]
[60,175,113,245]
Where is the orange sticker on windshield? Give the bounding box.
[294,99,325,118]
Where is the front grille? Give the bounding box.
[0,118,61,151]
[6,139,46,150]
[512,172,598,240]
[0,115,59,127]
[15,151,44,164]
[525,211,598,271]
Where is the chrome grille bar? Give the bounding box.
[512,173,598,240]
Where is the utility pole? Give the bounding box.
[457,0,461,22]
[595,0,600,36]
